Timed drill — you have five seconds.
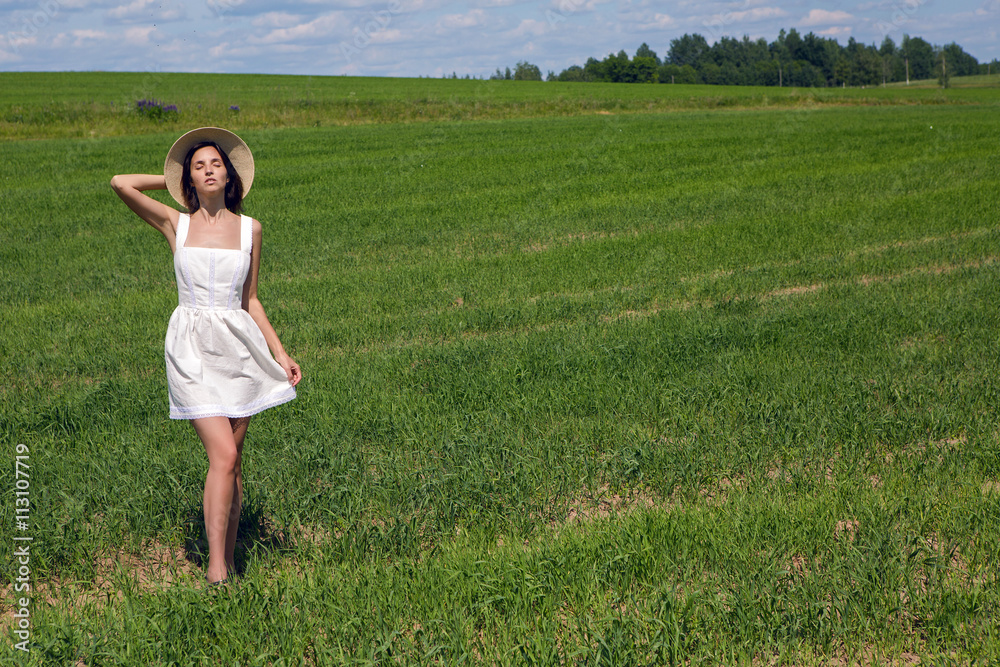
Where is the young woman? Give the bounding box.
[111,127,301,585]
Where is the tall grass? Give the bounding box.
[1,77,999,664]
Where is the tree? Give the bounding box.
[601,50,631,82]
[635,42,661,65]
[700,62,722,85]
[936,46,950,88]
[513,61,542,81]
[668,33,709,67]
[583,56,608,81]
[879,36,900,85]
[941,42,979,76]
[631,56,659,83]
[901,35,935,80]
[557,65,588,82]
[719,62,742,85]
[833,57,850,86]
[799,32,829,70]
[846,40,881,86]
[658,63,699,84]
[531,30,978,88]
[785,60,825,87]
[784,28,804,60]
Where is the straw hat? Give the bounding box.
[163,127,254,208]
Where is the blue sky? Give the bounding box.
[1,1,996,77]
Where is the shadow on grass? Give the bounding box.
[181,493,292,575]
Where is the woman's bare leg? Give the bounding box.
[192,416,241,584]
[225,416,250,574]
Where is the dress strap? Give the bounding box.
[240,215,253,255]
[175,213,190,250]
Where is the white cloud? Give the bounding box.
[60,1,103,8]
[723,6,788,22]
[248,13,347,46]
[440,9,489,29]
[616,9,675,32]
[124,25,156,45]
[2,33,36,51]
[107,0,153,20]
[251,12,306,29]
[209,41,310,60]
[507,18,549,38]
[206,0,247,13]
[107,0,183,23]
[855,1,893,10]
[800,9,854,26]
[976,0,1000,14]
[71,29,108,43]
[546,0,604,14]
[367,28,404,44]
[646,12,675,28]
[0,0,992,77]
[401,0,456,12]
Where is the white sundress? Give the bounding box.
[165,213,296,420]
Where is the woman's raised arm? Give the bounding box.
[110,174,180,248]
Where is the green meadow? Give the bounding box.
[1,71,997,140]
[1,73,999,665]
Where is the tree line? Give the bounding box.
[490,29,997,87]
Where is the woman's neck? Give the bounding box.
[197,195,229,223]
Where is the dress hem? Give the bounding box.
[169,387,296,421]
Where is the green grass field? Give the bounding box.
[1,73,999,665]
[886,73,1000,89]
[1,71,996,140]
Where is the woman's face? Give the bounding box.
[188,145,228,196]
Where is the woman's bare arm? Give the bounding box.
[110,174,180,249]
[242,218,302,386]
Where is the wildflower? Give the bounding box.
[134,99,179,121]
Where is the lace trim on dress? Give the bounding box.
[208,251,216,309]
[182,250,197,308]
[226,250,244,310]
[169,385,296,420]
